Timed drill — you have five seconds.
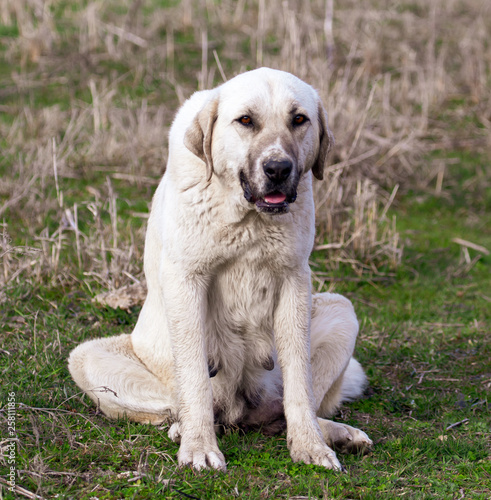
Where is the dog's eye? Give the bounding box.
[238,116,253,126]
[293,114,308,126]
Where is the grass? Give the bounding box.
[2,189,490,499]
[1,0,490,498]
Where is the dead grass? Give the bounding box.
[1,0,490,291]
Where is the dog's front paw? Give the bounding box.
[289,439,342,471]
[178,439,226,471]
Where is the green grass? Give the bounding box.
[2,170,490,498]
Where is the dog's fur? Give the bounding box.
[68,68,372,471]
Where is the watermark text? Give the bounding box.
[6,392,17,492]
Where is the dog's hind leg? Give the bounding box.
[310,292,364,414]
[309,292,372,453]
[68,334,176,424]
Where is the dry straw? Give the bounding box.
[1,0,490,297]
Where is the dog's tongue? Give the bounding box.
[264,192,287,204]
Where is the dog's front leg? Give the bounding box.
[274,271,343,471]
[162,269,226,471]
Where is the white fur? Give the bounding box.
[68,68,372,471]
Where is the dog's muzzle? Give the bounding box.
[240,165,298,215]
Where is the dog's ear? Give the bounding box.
[312,100,334,181]
[184,95,219,181]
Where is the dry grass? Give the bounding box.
[1,0,490,293]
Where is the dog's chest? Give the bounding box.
[205,215,305,364]
[206,258,281,423]
[206,254,279,366]
[210,256,277,327]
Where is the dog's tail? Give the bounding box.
[339,357,368,402]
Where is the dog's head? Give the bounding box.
[184,68,334,215]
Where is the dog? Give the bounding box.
[68,67,372,471]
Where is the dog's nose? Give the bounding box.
[263,159,292,183]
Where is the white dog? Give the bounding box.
[69,68,372,471]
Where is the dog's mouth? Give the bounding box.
[240,172,297,214]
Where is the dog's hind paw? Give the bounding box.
[168,422,181,443]
[317,418,373,455]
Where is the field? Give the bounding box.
[1,0,490,498]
